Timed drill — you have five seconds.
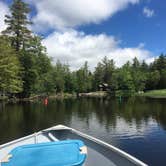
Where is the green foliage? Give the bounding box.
[0,36,23,94]
[20,50,38,97]
[75,62,92,93]
[64,68,76,93]
[116,68,135,92]
[102,57,115,84]
[2,0,32,51]
[93,55,166,96]
[1,0,55,97]
[93,62,104,90]
[131,58,147,91]
[146,70,160,90]
[20,36,53,97]
[160,69,166,89]
[148,54,166,89]
[151,54,166,71]
[28,36,52,93]
[52,61,66,93]
[50,61,77,93]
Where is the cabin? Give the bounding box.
[98,83,110,91]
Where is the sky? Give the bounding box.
[0,0,166,70]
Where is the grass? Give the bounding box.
[138,89,166,98]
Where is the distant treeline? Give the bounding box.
[0,0,166,98]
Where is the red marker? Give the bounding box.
[44,98,48,105]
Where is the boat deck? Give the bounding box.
[50,129,142,166]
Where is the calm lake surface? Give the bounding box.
[0,97,166,165]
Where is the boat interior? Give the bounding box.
[0,127,146,166]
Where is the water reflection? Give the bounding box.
[0,97,166,165]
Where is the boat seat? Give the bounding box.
[1,140,87,166]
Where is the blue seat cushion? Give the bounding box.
[2,140,86,166]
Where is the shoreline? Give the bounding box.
[0,91,109,103]
[1,90,166,103]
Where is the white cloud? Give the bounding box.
[146,56,156,64]
[0,2,9,32]
[43,30,153,70]
[30,0,139,32]
[143,7,154,18]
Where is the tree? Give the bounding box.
[141,60,149,72]
[51,61,66,93]
[35,70,55,95]
[131,59,146,91]
[154,55,166,88]
[132,70,147,92]
[0,36,22,94]
[64,66,76,93]
[19,49,38,97]
[149,54,166,89]
[159,69,166,89]
[93,62,104,90]
[102,56,115,84]
[115,67,135,96]
[2,0,34,97]
[132,57,140,69]
[151,54,166,72]
[26,36,53,95]
[117,66,135,91]
[146,70,160,90]
[76,62,92,93]
[19,36,53,97]
[2,0,32,51]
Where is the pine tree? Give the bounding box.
[132,57,140,69]
[93,62,104,90]
[102,56,115,84]
[2,0,32,51]
[76,62,92,93]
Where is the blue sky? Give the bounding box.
[0,0,165,70]
[78,0,166,54]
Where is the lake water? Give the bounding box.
[0,97,166,165]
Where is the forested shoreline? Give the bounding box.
[0,0,166,100]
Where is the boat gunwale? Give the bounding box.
[0,125,69,149]
[0,125,147,166]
